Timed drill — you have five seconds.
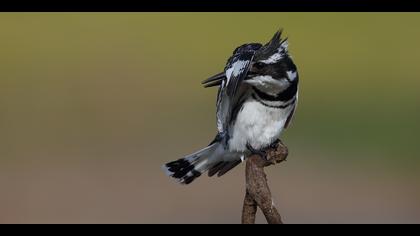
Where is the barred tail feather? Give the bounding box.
[162,143,220,185]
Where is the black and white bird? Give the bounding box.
[163,30,299,184]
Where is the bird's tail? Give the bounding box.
[162,140,241,185]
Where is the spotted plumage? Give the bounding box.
[163,30,299,184]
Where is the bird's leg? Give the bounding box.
[246,143,268,161]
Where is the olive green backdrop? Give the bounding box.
[1,13,419,223]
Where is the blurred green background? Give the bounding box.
[1,13,419,223]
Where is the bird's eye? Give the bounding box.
[254,62,266,69]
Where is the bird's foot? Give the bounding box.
[269,139,280,149]
[246,143,268,161]
[265,139,288,164]
[259,139,288,165]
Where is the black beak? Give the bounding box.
[201,72,225,88]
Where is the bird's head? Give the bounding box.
[245,30,298,95]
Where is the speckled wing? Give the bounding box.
[215,51,255,133]
[224,51,255,98]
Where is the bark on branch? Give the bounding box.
[241,140,288,224]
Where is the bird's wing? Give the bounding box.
[202,51,254,91]
[284,91,298,129]
[224,51,255,98]
[216,51,255,133]
[202,43,262,89]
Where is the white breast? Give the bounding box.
[228,99,293,152]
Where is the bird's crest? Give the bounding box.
[255,29,289,63]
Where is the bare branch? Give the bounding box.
[241,140,288,224]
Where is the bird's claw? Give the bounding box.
[269,139,280,149]
[246,143,269,161]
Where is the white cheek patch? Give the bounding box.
[286,70,297,81]
[246,75,290,95]
[246,75,284,87]
[245,75,273,86]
